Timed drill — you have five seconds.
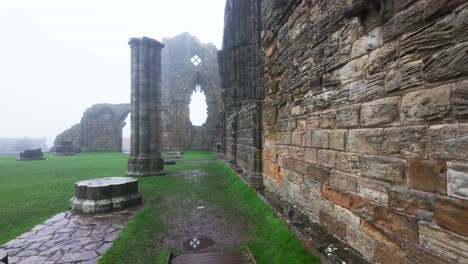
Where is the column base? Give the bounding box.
[127,157,165,177]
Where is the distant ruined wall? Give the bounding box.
[220,0,468,263]
[161,33,223,150]
[54,104,131,152]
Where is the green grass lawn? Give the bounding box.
[0,151,319,264]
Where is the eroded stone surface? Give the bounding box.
[0,208,139,264]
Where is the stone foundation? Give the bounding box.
[70,177,142,214]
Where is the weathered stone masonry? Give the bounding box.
[127,37,165,177]
[220,0,468,263]
[54,34,223,152]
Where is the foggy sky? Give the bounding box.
[0,0,225,146]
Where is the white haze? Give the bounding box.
[0,0,225,146]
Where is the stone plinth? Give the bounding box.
[17,148,46,161]
[70,177,142,214]
[127,37,165,176]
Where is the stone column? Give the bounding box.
[127,37,165,176]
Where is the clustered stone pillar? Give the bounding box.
[127,37,165,176]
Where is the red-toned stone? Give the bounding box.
[319,211,346,239]
[321,185,368,209]
[434,196,468,236]
[373,206,419,243]
[361,221,405,249]
[374,242,405,264]
[408,159,447,194]
[406,242,446,264]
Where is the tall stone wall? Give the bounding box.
[161,33,222,150]
[219,0,265,188]
[221,0,468,262]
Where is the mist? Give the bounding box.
[0,0,225,147]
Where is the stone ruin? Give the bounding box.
[54,33,223,153]
[53,104,131,152]
[51,1,468,262]
[217,0,468,263]
[70,177,142,214]
[17,148,46,161]
[54,140,80,156]
[127,37,165,177]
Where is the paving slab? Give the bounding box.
[0,206,141,264]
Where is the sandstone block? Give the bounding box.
[306,166,329,184]
[329,170,357,192]
[279,132,291,145]
[357,177,389,205]
[347,128,383,154]
[336,104,360,128]
[321,184,368,209]
[291,131,304,146]
[385,60,424,94]
[454,80,468,119]
[383,1,424,41]
[360,97,400,127]
[423,42,468,83]
[349,73,386,103]
[408,159,447,194]
[434,196,468,236]
[374,242,406,264]
[419,224,468,262]
[347,228,374,261]
[334,204,360,229]
[389,186,435,220]
[340,55,368,84]
[317,149,337,168]
[361,155,406,184]
[311,130,330,149]
[381,125,427,158]
[401,86,452,123]
[406,242,447,264]
[400,13,455,58]
[335,152,360,173]
[319,109,336,128]
[365,42,397,76]
[429,123,468,160]
[319,211,346,239]
[329,129,346,151]
[303,148,317,164]
[447,162,468,200]
[351,27,383,59]
[373,206,419,243]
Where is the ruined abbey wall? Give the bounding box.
[53,104,131,152]
[161,33,222,150]
[54,34,223,152]
[220,0,468,263]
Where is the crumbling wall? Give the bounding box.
[161,33,222,150]
[54,104,131,152]
[221,0,468,262]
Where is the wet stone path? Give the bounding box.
[0,206,141,264]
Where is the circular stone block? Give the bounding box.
[71,177,142,214]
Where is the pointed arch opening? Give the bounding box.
[189,84,208,126]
